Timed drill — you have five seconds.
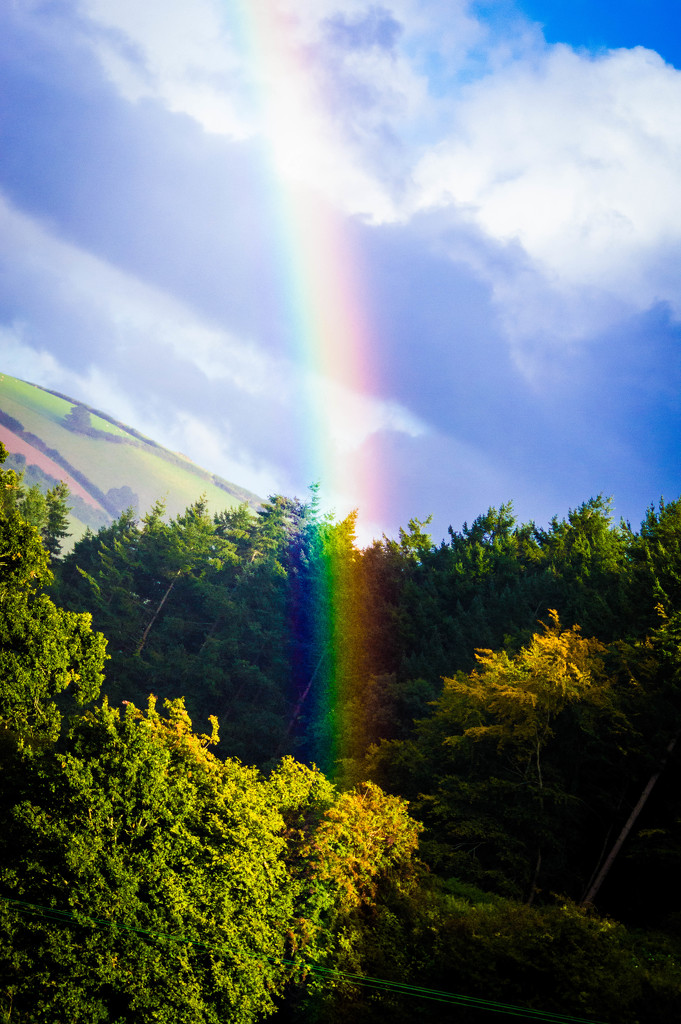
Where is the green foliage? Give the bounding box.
[0,696,424,1024]
[25,478,681,1020]
[284,869,681,1024]
[53,497,300,763]
[43,481,72,558]
[63,403,93,435]
[0,445,106,740]
[448,610,611,772]
[365,613,645,903]
[0,446,72,559]
[0,699,298,1023]
[628,497,681,631]
[403,892,681,1024]
[298,781,421,914]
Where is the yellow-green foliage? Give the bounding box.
[301,782,421,913]
[444,610,612,763]
[0,697,424,1023]
[0,445,107,740]
[0,697,297,1023]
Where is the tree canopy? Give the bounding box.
[2,466,681,1021]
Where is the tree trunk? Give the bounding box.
[199,613,225,654]
[581,732,679,906]
[278,645,328,750]
[526,735,544,905]
[136,574,179,655]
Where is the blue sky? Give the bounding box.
[514,1,681,63]
[1,0,680,542]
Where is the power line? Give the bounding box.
[1,896,608,1023]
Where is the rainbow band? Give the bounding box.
[233,3,377,769]
[235,1,378,508]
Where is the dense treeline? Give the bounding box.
[2,442,681,1020]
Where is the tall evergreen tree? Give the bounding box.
[0,445,106,741]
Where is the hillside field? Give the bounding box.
[0,372,260,546]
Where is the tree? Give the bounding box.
[63,403,92,434]
[0,696,425,1024]
[267,757,423,1023]
[365,611,619,900]
[16,484,47,534]
[0,452,71,560]
[539,496,631,640]
[43,481,71,559]
[0,444,106,740]
[449,611,611,900]
[627,497,681,633]
[581,607,681,909]
[54,495,316,764]
[0,699,304,1023]
[456,611,609,785]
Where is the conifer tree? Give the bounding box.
[0,444,106,740]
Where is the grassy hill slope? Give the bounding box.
[0,372,260,546]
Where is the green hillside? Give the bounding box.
[0,371,260,546]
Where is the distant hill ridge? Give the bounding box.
[0,372,261,547]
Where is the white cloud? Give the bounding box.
[0,324,76,397]
[161,410,295,500]
[0,192,425,489]
[0,318,288,501]
[318,374,425,452]
[77,0,681,321]
[72,0,470,221]
[412,45,681,311]
[0,319,161,449]
[78,0,250,136]
[7,2,680,539]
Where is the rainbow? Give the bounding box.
[234,2,380,516]
[234,2,379,771]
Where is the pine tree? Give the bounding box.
[43,480,71,558]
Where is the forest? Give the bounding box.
[2,439,681,1023]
